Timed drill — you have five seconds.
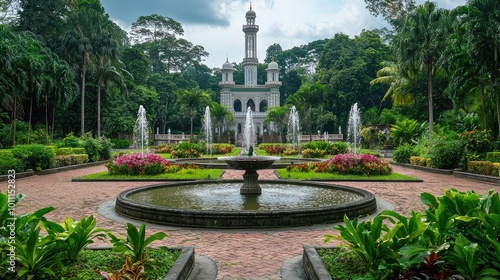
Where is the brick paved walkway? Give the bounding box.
[4,165,499,279]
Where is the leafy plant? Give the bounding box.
[101,253,147,280]
[393,144,418,164]
[390,118,420,145]
[59,215,108,261]
[14,227,64,279]
[11,144,55,171]
[108,223,168,262]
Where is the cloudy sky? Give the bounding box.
[100,0,466,69]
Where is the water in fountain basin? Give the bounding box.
[287,106,301,150]
[242,106,256,154]
[347,103,362,154]
[133,105,149,156]
[202,106,213,155]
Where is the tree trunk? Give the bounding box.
[481,86,487,129]
[97,82,102,136]
[28,94,33,144]
[81,54,87,136]
[45,93,49,144]
[496,94,500,138]
[427,54,434,134]
[51,104,56,141]
[11,98,17,146]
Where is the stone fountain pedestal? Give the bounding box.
[218,156,280,195]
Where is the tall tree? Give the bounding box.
[370,61,411,106]
[264,105,289,143]
[210,102,233,142]
[394,1,451,133]
[62,8,106,135]
[176,87,211,139]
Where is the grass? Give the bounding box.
[275,169,421,181]
[1,248,181,280]
[77,169,224,181]
[317,247,368,280]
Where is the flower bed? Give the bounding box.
[286,153,391,176]
[105,153,170,175]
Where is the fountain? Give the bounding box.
[114,103,377,228]
[202,106,213,155]
[242,106,256,154]
[347,103,362,154]
[133,105,149,156]
[287,105,300,150]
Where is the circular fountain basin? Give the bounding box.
[115,180,377,228]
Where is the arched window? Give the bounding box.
[259,100,268,112]
[234,99,242,112]
[237,123,242,134]
[247,99,255,111]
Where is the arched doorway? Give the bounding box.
[247,99,255,111]
[259,100,268,112]
[234,99,242,112]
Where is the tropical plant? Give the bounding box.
[370,61,411,105]
[210,102,233,142]
[390,118,421,145]
[395,1,451,133]
[108,223,168,262]
[59,215,107,261]
[175,87,211,139]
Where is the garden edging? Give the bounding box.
[302,245,333,280]
[88,246,195,280]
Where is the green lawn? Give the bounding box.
[275,169,421,181]
[76,169,224,181]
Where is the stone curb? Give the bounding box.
[302,245,333,280]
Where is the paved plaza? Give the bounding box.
[6,164,499,279]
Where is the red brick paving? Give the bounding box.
[3,165,499,279]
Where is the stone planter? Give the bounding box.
[302,245,333,280]
[90,246,195,280]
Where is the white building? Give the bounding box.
[219,4,281,139]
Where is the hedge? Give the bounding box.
[467,160,500,177]
[53,154,89,168]
[11,144,55,171]
[55,147,86,155]
[0,150,25,174]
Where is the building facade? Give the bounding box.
[219,4,281,138]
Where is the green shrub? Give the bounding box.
[60,132,82,147]
[83,136,112,162]
[301,148,326,158]
[329,141,348,155]
[426,136,463,169]
[459,130,493,160]
[11,144,55,171]
[55,147,86,155]
[0,150,25,173]
[486,152,500,163]
[110,139,131,149]
[53,154,89,168]
[392,144,418,163]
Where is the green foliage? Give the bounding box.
[108,223,168,263]
[392,144,418,164]
[458,130,493,160]
[53,154,89,168]
[317,247,368,280]
[60,133,82,148]
[486,152,500,163]
[0,150,25,173]
[11,144,55,171]
[301,148,326,158]
[426,135,464,169]
[390,118,421,145]
[83,135,113,162]
[110,138,131,149]
[59,215,107,261]
[55,147,86,155]
[328,189,500,279]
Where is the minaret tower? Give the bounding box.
[242,3,259,86]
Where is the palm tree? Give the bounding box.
[288,81,326,141]
[210,102,233,142]
[370,61,412,106]
[62,9,104,136]
[176,87,211,139]
[94,27,130,136]
[395,1,451,134]
[264,105,289,143]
